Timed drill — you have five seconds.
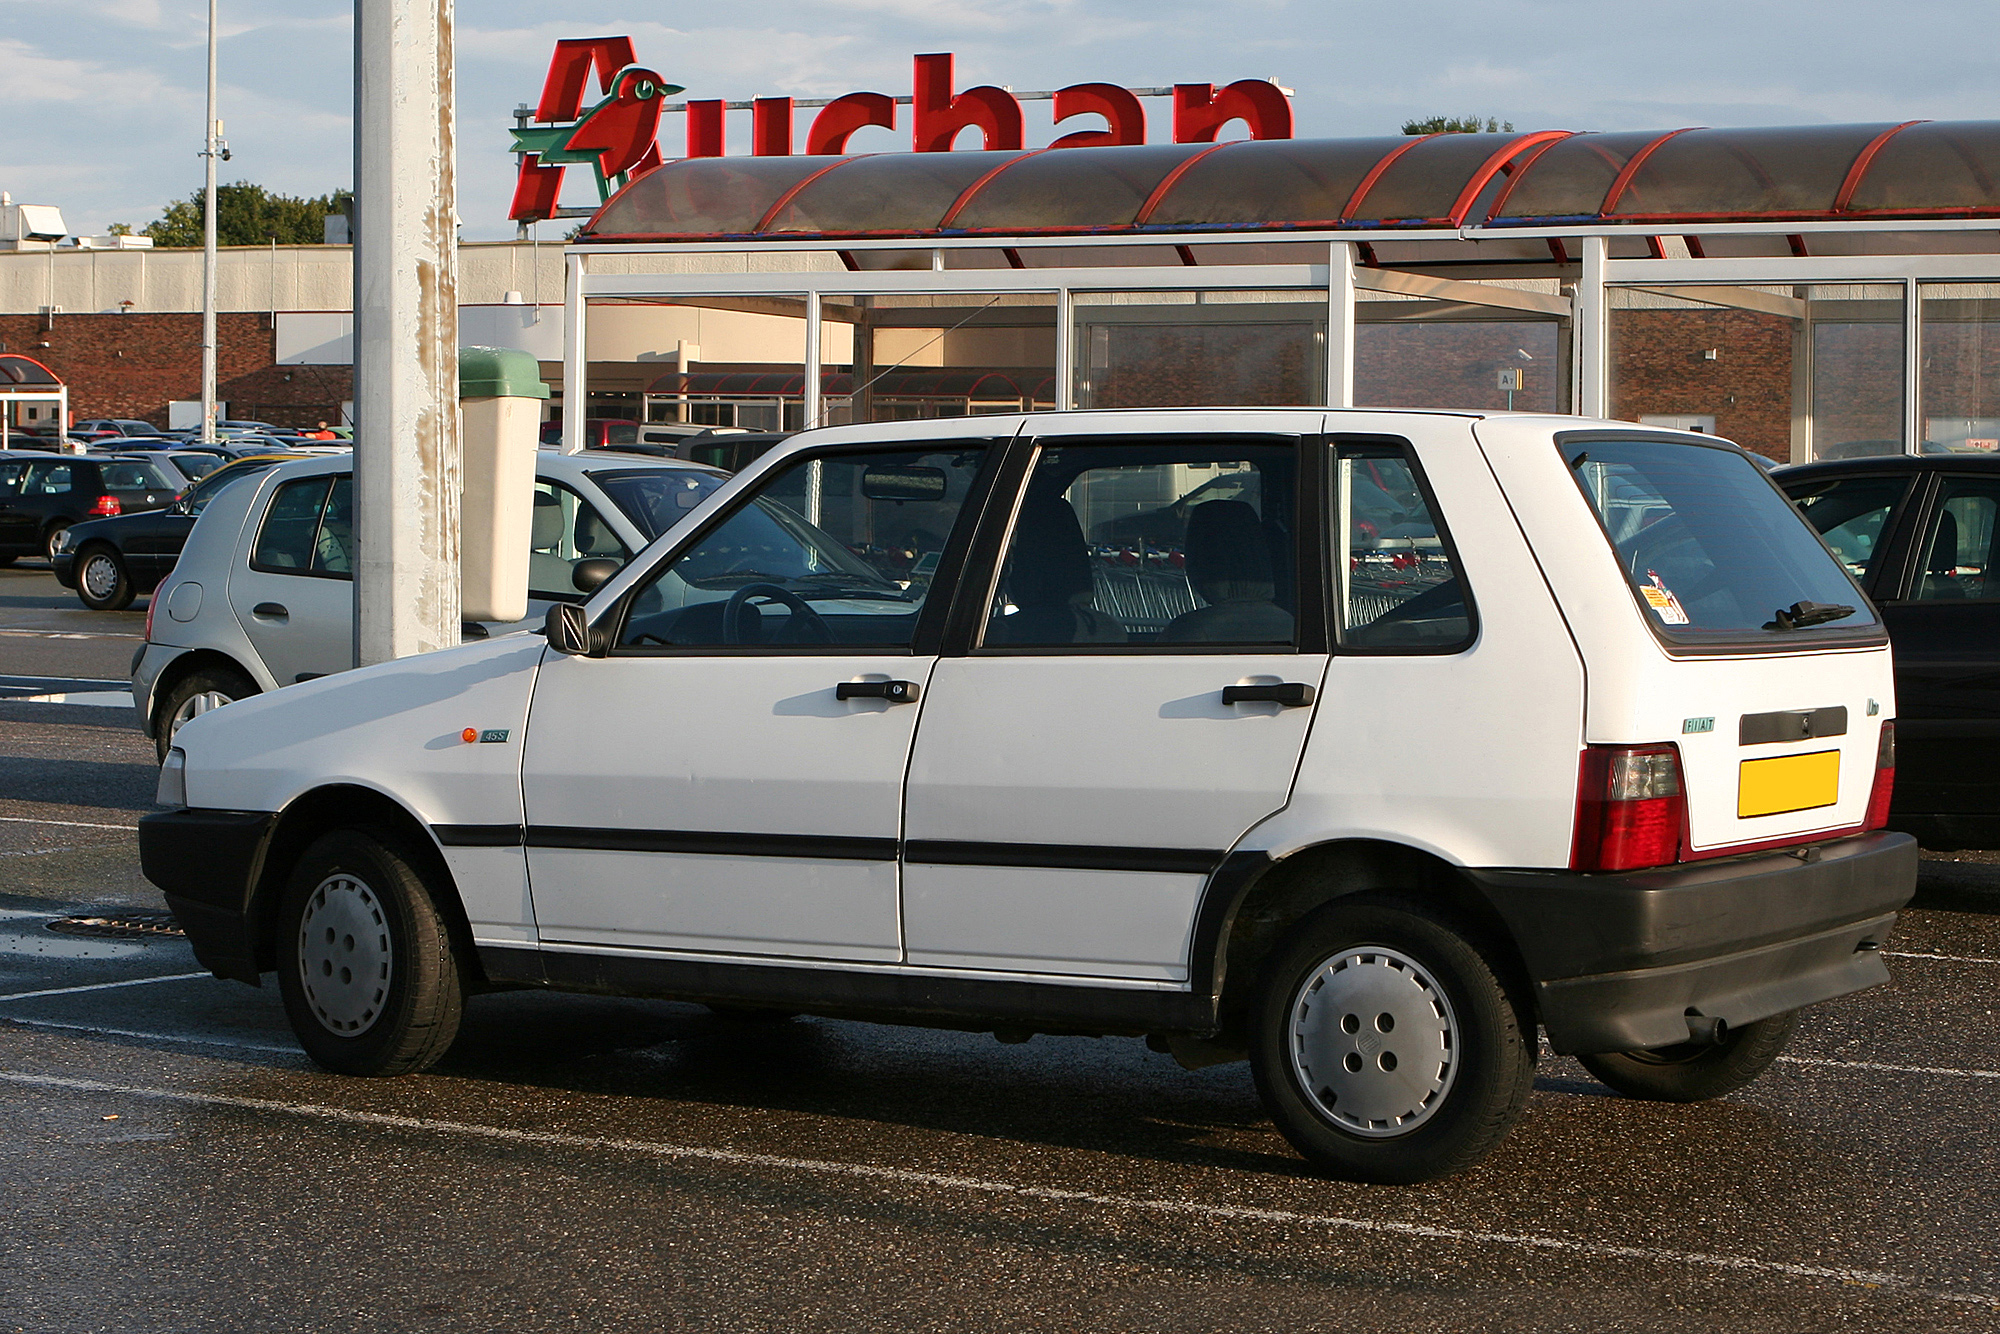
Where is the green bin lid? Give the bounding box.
[459,345,550,400]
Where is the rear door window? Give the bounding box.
[1781,473,1916,591]
[1564,435,1881,649]
[252,475,352,577]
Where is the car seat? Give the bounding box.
[527,491,576,593]
[1921,510,1965,599]
[986,493,1127,644]
[1160,499,1294,643]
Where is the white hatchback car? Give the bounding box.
[142,410,1917,1182]
[133,450,726,760]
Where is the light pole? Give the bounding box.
[198,0,222,444]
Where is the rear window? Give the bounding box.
[1563,435,1881,650]
[100,461,174,491]
[587,469,726,540]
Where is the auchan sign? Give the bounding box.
[509,41,1294,223]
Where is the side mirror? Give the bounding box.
[545,602,595,656]
[571,557,621,594]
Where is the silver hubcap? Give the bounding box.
[297,873,393,1035]
[81,554,121,599]
[1289,945,1458,1137]
[168,690,233,741]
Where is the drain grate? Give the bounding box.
[47,910,186,941]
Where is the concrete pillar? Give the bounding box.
[352,0,460,665]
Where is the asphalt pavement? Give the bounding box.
[2,561,1998,1333]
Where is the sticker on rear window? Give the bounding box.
[1641,571,1689,625]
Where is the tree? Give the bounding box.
[140,183,353,247]
[1401,115,1515,135]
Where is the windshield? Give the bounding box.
[101,461,176,491]
[588,469,726,540]
[1564,436,1881,648]
[169,453,225,480]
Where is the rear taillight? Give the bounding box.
[143,586,157,642]
[91,495,121,516]
[1572,744,1686,872]
[1864,722,1896,831]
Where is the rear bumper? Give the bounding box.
[140,807,276,984]
[1471,831,1918,1054]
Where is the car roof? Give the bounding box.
[1774,453,2000,482]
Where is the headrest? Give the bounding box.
[1185,499,1275,604]
[532,490,562,549]
[1006,493,1095,608]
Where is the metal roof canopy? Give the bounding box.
[577,121,2000,244]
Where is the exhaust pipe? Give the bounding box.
[1684,1012,1729,1046]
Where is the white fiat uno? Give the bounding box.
[143,411,1917,1182]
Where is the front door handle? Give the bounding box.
[837,679,920,704]
[252,602,289,623]
[1222,682,1316,707]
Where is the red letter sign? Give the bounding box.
[1050,83,1146,148]
[807,93,896,155]
[1172,81,1294,143]
[511,36,651,222]
[912,53,1023,152]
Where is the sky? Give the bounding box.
[6,0,1997,242]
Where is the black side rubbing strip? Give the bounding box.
[903,840,1223,875]
[433,824,525,848]
[1740,706,1848,746]
[527,826,899,862]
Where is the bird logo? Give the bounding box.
[510,65,683,201]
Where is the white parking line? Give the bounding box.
[1778,1055,2000,1080]
[8,690,133,708]
[0,1019,299,1055]
[0,816,140,830]
[1885,950,2000,966]
[0,628,141,640]
[0,972,209,1002]
[0,1069,1990,1308]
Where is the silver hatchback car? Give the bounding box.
[134,449,726,760]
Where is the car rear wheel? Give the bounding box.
[1578,1011,1796,1102]
[154,664,258,762]
[41,521,69,563]
[1249,896,1535,1184]
[275,829,466,1076]
[76,545,134,611]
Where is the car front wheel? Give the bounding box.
[275,829,466,1076]
[1249,895,1535,1184]
[1578,1011,1796,1102]
[154,665,258,762]
[76,545,134,611]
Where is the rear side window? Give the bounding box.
[1565,436,1880,648]
[1335,445,1474,652]
[252,474,353,578]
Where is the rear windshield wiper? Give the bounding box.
[1764,600,1857,631]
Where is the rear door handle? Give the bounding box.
[836,679,920,704]
[252,602,289,623]
[1222,682,1316,707]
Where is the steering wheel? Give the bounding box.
[722,583,833,645]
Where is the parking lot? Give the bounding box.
[2,559,1998,1333]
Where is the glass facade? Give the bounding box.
[1072,290,1325,409]
[1921,283,2000,454]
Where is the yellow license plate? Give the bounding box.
[1738,750,1841,819]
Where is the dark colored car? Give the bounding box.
[75,419,164,439]
[51,455,301,609]
[672,431,792,473]
[1781,454,2000,847]
[0,455,182,564]
[539,418,642,449]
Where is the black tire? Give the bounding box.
[1578,1011,1797,1103]
[154,664,258,762]
[42,521,69,563]
[1249,896,1535,1184]
[75,544,134,611]
[275,829,465,1076]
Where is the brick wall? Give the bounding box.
[1609,308,1796,460]
[0,312,351,430]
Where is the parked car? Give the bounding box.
[538,417,642,449]
[140,411,1915,1183]
[0,454,182,562]
[52,454,307,609]
[74,419,164,439]
[672,430,791,473]
[1780,453,2000,847]
[134,450,726,758]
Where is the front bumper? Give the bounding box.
[1472,831,1918,1054]
[50,551,75,588]
[140,807,277,984]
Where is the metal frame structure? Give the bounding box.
[558,123,2000,459]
